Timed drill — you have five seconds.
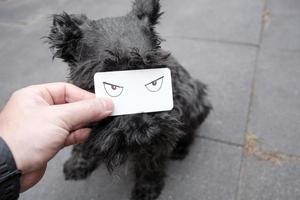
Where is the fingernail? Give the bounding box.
[100,97,114,112]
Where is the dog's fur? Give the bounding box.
[47,0,211,199]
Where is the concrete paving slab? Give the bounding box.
[268,0,300,13]
[162,37,257,145]
[0,0,132,25]
[159,139,242,200]
[237,156,300,200]
[248,50,300,155]
[0,24,24,49]
[262,0,300,51]
[20,138,242,200]
[159,0,264,45]
[58,0,131,19]
[19,148,133,200]
[0,21,67,109]
[0,0,63,24]
[1,0,264,43]
[0,0,264,46]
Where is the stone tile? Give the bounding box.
[0,0,63,24]
[268,0,300,15]
[0,0,264,46]
[239,3,300,199]
[159,0,264,45]
[20,138,242,200]
[58,0,131,19]
[248,50,300,155]
[0,21,67,109]
[162,37,257,144]
[237,156,300,200]
[20,148,133,200]
[262,0,300,51]
[0,24,24,48]
[159,139,242,200]
[0,0,132,25]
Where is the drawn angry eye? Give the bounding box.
[103,82,124,97]
[145,76,164,92]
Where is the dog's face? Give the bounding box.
[48,0,164,91]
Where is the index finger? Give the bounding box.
[35,82,95,105]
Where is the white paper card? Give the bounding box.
[94,68,173,116]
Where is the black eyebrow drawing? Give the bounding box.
[145,76,164,92]
[103,82,124,97]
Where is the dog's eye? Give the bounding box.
[145,76,164,92]
[103,82,124,97]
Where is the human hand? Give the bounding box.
[0,83,113,192]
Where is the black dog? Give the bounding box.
[47,0,211,199]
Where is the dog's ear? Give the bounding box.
[47,12,88,63]
[132,0,163,26]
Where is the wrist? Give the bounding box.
[0,136,21,200]
[0,122,26,172]
[0,133,27,173]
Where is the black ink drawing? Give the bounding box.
[145,76,164,92]
[103,75,165,97]
[103,82,124,97]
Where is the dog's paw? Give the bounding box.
[63,158,92,180]
[131,183,163,200]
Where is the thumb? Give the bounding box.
[53,98,113,129]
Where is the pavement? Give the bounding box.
[0,0,299,199]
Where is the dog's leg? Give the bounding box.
[131,153,167,200]
[171,90,211,160]
[171,132,195,160]
[63,143,100,180]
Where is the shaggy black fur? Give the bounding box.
[47,0,211,199]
